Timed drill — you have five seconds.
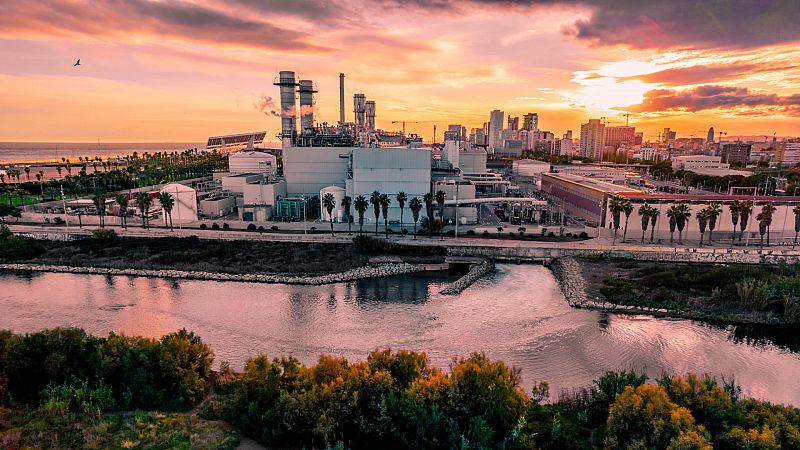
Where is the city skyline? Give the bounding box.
[1,0,799,142]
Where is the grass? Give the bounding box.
[0,408,238,449]
[31,235,372,275]
[0,195,44,207]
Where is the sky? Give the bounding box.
[1,0,799,144]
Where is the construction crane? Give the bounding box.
[717,131,727,142]
[623,113,632,126]
[391,120,443,135]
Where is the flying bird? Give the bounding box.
[74,59,80,67]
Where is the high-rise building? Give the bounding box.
[707,127,715,143]
[634,132,644,146]
[580,119,605,161]
[721,142,752,164]
[777,140,800,166]
[507,116,519,131]
[522,113,539,131]
[603,126,636,148]
[488,110,504,149]
[662,127,676,143]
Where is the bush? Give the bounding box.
[211,223,220,230]
[222,223,230,230]
[270,225,279,231]
[566,232,573,237]
[352,235,445,256]
[199,224,207,230]
[446,230,455,237]
[482,230,490,237]
[310,226,317,232]
[0,226,45,261]
[466,229,475,236]
[579,231,589,238]
[401,228,408,236]
[53,217,65,225]
[258,226,266,233]
[91,228,117,241]
[247,224,257,231]
[548,232,555,237]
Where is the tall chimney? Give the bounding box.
[298,79,316,134]
[273,70,298,149]
[339,73,345,125]
[365,100,376,132]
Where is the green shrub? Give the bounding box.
[579,231,588,238]
[270,225,278,231]
[222,223,230,230]
[91,228,117,241]
[247,224,257,231]
[211,223,220,230]
[0,226,45,261]
[199,223,207,230]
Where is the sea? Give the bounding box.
[0,142,206,165]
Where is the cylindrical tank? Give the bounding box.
[319,186,345,222]
[298,80,315,133]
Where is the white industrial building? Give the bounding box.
[228,150,277,176]
[672,155,730,171]
[241,179,287,222]
[460,149,487,173]
[159,183,198,225]
[283,147,350,196]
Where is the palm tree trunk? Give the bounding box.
[414,222,417,240]
[623,218,629,242]
[384,217,388,238]
[641,229,645,243]
[650,227,655,244]
[330,217,334,237]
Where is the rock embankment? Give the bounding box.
[439,259,494,295]
[549,256,588,306]
[0,263,423,285]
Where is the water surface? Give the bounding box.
[1,265,798,405]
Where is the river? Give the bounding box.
[1,264,798,406]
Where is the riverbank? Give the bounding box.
[439,258,495,295]
[551,256,797,325]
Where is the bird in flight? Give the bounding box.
[74,59,80,67]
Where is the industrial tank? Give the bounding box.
[319,185,345,222]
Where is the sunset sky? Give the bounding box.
[1,0,799,143]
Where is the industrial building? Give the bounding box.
[540,173,641,226]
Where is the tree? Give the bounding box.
[794,205,800,248]
[759,202,776,246]
[159,191,175,231]
[622,199,633,243]
[409,197,422,240]
[667,207,678,244]
[638,203,655,244]
[423,192,434,232]
[136,192,152,229]
[354,195,368,236]
[435,190,446,240]
[0,204,21,224]
[370,190,381,236]
[738,200,753,244]
[93,188,108,228]
[71,183,82,228]
[728,200,741,246]
[608,196,625,244]
[705,201,722,242]
[379,193,391,238]
[322,192,336,237]
[396,191,407,230]
[24,166,30,182]
[696,208,709,246]
[649,207,660,244]
[341,196,352,235]
[670,202,691,244]
[116,194,129,229]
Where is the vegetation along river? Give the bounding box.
[1,264,798,405]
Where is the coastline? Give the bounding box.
[0,261,427,285]
[550,256,788,325]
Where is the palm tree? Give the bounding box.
[608,195,625,244]
[354,195,368,236]
[35,172,43,199]
[322,192,336,237]
[93,189,108,228]
[757,202,776,247]
[435,190,447,240]
[370,190,381,236]
[116,194,129,229]
[638,203,655,243]
[379,193,391,238]
[672,202,691,245]
[696,208,709,246]
[341,196,352,235]
[705,201,722,242]
[739,200,753,244]
[666,207,677,244]
[728,200,741,246]
[423,192,434,233]
[24,166,30,182]
[56,166,63,178]
[622,199,633,243]
[649,207,660,244]
[396,191,407,231]
[409,197,422,240]
[71,183,82,228]
[159,191,175,231]
[793,205,800,248]
[136,192,152,229]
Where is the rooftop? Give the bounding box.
[543,172,642,194]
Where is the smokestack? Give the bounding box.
[365,100,376,132]
[339,73,345,126]
[353,93,366,132]
[298,79,316,134]
[273,70,298,149]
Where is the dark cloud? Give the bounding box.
[0,0,326,52]
[627,84,800,115]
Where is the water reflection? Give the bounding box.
[0,266,798,406]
